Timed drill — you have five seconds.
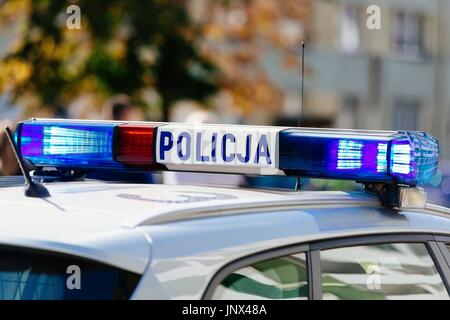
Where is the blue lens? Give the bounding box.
[390,131,439,185]
[279,129,392,182]
[18,120,123,169]
[279,129,439,186]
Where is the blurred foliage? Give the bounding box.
[193,0,310,117]
[0,0,219,120]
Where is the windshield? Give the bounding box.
[0,247,140,300]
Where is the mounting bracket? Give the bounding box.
[364,182,426,210]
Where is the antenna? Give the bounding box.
[4,127,50,198]
[295,42,305,192]
[299,41,305,127]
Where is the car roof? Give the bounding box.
[0,179,450,279]
[0,179,380,227]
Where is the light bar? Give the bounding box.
[15,119,439,186]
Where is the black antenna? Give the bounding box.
[4,127,50,198]
[295,42,305,192]
[299,41,305,128]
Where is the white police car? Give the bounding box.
[0,118,449,300]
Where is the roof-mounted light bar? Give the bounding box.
[15,119,439,186]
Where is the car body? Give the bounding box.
[1,178,449,300]
[1,118,447,300]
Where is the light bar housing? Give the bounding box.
[15,119,439,186]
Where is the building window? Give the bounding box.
[393,11,426,58]
[340,5,361,52]
[392,98,420,130]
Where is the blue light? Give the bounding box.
[389,131,439,185]
[279,129,439,185]
[391,143,412,175]
[336,140,363,169]
[18,121,124,169]
[279,130,392,182]
[42,126,112,155]
[377,143,388,173]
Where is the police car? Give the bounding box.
[0,118,449,300]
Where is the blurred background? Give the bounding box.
[1,0,450,205]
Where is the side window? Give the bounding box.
[320,243,449,300]
[211,253,308,300]
[0,248,140,300]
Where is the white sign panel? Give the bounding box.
[155,124,284,175]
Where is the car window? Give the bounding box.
[320,242,449,300]
[0,248,140,300]
[211,252,308,300]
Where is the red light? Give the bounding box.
[115,124,160,168]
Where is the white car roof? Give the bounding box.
[0,179,378,227]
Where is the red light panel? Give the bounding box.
[115,124,159,168]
